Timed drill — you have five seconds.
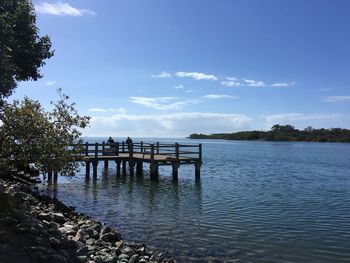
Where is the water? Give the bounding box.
[41,139,350,262]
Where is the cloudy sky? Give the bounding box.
[12,0,350,137]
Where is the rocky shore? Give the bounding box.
[0,178,175,263]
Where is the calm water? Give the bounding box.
[41,139,350,262]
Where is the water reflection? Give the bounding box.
[40,141,350,262]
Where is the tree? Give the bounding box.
[0,0,53,102]
[0,89,90,175]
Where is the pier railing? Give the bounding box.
[74,141,202,164]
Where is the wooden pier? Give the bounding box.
[80,141,202,180]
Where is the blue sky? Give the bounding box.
[12,0,350,137]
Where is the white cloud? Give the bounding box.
[89,108,107,112]
[244,79,266,87]
[265,113,340,123]
[271,81,295,87]
[151,72,172,78]
[86,112,252,137]
[185,90,193,93]
[324,96,350,102]
[45,80,56,86]
[130,96,197,110]
[109,108,127,114]
[221,77,241,87]
[174,85,184,89]
[175,72,218,81]
[203,94,238,99]
[35,2,95,16]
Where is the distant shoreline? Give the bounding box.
[188,125,350,143]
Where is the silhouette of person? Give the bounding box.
[107,136,114,144]
[126,137,132,145]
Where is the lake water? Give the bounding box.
[40,139,350,262]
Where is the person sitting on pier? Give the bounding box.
[107,136,115,144]
[126,137,132,145]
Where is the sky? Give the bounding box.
[11,0,350,137]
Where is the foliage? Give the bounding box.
[0,89,90,175]
[0,0,53,102]
[189,125,350,143]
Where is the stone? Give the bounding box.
[128,254,139,263]
[100,231,121,243]
[49,237,62,249]
[101,226,112,235]
[118,253,129,260]
[47,254,69,263]
[53,213,66,224]
[59,224,78,236]
[38,212,52,221]
[75,255,88,262]
[122,246,134,256]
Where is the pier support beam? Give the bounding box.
[116,161,121,176]
[172,163,179,181]
[136,161,143,176]
[104,160,108,170]
[86,162,90,179]
[129,161,135,176]
[195,161,201,179]
[150,162,159,179]
[93,161,98,178]
[122,160,127,176]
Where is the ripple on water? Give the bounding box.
[40,140,350,262]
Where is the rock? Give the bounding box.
[129,254,139,263]
[75,255,88,262]
[49,237,62,249]
[118,253,130,260]
[53,213,66,224]
[103,255,118,263]
[115,240,124,250]
[59,224,78,236]
[47,254,69,263]
[122,246,134,256]
[38,212,52,221]
[101,226,112,235]
[100,231,121,243]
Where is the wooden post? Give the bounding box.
[136,161,143,176]
[116,161,121,176]
[104,160,108,169]
[199,143,202,163]
[140,141,143,153]
[172,163,179,181]
[122,160,127,175]
[156,142,159,154]
[122,141,125,152]
[150,162,159,179]
[48,171,53,182]
[53,171,58,182]
[85,142,89,156]
[175,143,180,163]
[150,144,158,179]
[195,161,201,179]
[150,144,154,163]
[102,141,105,155]
[93,161,98,178]
[86,161,90,179]
[129,143,134,175]
[116,142,119,156]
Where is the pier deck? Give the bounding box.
[78,141,202,180]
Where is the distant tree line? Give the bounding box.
[189,124,350,143]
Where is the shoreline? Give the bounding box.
[0,177,175,263]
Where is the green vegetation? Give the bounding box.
[0,89,90,175]
[0,0,53,103]
[189,124,350,143]
[0,1,89,176]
